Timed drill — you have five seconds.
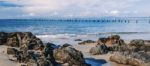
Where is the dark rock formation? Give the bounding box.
[0,32,8,45]
[78,40,95,45]
[89,44,108,55]
[53,46,88,66]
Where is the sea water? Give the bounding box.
[0,19,150,44]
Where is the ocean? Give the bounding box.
[0,19,150,44]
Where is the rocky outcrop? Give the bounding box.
[53,46,89,66]
[90,35,126,55]
[110,52,150,66]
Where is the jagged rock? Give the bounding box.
[89,44,108,55]
[110,52,150,66]
[78,40,95,45]
[53,46,88,66]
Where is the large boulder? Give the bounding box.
[0,32,44,50]
[53,46,88,66]
[110,52,150,66]
[89,44,108,55]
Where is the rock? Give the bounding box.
[7,47,18,55]
[53,46,88,66]
[26,59,38,66]
[89,44,108,55]
[3,32,44,50]
[105,35,121,45]
[37,57,54,66]
[0,32,8,45]
[74,39,82,41]
[78,40,95,45]
[110,52,150,66]
[62,43,72,48]
[128,39,145,52]
[129,39,145,47]
[97,37,107,44]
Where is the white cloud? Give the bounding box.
[0,0,150,18]
[110,10,120,16]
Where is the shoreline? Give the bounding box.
[73,43,130,66]
[0,32,150,66]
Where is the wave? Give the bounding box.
[36,32,150,39]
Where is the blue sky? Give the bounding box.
[0,0,150,19]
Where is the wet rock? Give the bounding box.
[110,52,150,66]
[53,46,88,66]
[89,44,108,55]
[78,40,95,45]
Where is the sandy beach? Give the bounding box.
[73,43,130,66]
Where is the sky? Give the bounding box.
[0,0,150,19]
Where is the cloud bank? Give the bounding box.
[0,0,150,18]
